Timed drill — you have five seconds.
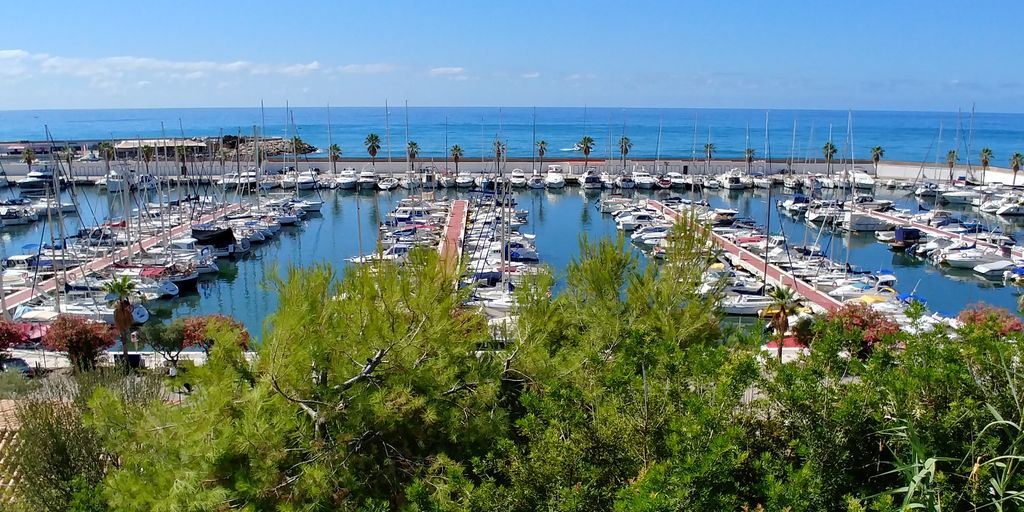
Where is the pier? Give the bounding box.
[849,205,1023,259]
[438,199,468,273]
[2,203,244,313]
[649,200,843,313]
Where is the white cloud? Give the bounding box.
[521,72,540,79]
[338,63,394,74]
[0,49,325,83]
[135,80,151,87]
[430,66,465,76]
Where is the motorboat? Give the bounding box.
[544,169,566,189]
[509,169,528,187]
[377,177,400,191]
[455,173,475,188]
[718,294,776,316]
[579,169,603,189]
[527,175,545,189]
[850,169,876,189]
[632,171,656,189]
[616,174,636,189]
[837,211,893,232]
[357,169,378,190]
[336,167,359,189]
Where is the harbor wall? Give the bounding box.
[0,159,1018,185]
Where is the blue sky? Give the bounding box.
[2,0,1023,112]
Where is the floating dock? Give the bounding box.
[649,200,843,313]
[3,203,244,313]
[438,199,468,273]
[849,205,1022,259]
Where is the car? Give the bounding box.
[0,358,34,377]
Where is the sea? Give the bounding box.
[2,107,1024,162]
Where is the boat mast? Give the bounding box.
[385,99,392,165]
[531,107,537,173]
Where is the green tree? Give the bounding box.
[871,145,885,175]
[619,136,632,171]
[767,286,801,361]
[947,149,959,182]
[328,143,342,175]
[136,319,186,367]
[577,135,595,175]
[822,141,837,175]
[980,147,993,183]
[1012,152,1024,187]
[365,133,381,168]
[21,147,36,172]
[744,147,756,174]
[101,275,136,366]
[407,140,420,172]
[450,144,463,174]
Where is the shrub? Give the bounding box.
[957,303,1023,337]
[182,314,249,355]
[826,303,901,358]
[42,315,116,371]
[0,320,28,357]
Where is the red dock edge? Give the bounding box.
[3,203,244,313]
[648,200,842,313]
[438,200,468,274]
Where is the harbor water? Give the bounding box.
[3,182,1023,339]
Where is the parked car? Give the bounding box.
[0,357,34,377]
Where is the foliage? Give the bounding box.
[958,303,1024,337]
[182,314,249,355]
[42,315,116,371]
[14,227,1024,511]
[10,369,161,511]
[136,319,187,365]
[0,320,28,357]
[365,132,382,164]
[825,303,900,357]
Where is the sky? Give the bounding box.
[2,0,1023,112]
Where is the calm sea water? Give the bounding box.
[3,185,1022,337]
[2,107,1024,163]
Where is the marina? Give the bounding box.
[2,163,1024,341]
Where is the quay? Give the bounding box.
[2,202,244,313]
[648,200,843,313]
[438,199,468,273]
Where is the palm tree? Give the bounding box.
[58,147,75,183]
[98,141,115,175]
[407,141,420,172]
[704,142,715,174]
[141,145,155,174]
[21,148,36,173]
[576,136,595,174]
[980,147,993,183]
[491,139,501,160]
[102,275,137,366]
[291,135,305,155]
[744,147,755,174]
[871,146,884,176]
[618,136,632,171]
[946,149,958,183]
[450,145,464,175]
[328,143,342,175]
[1010,152,1023,187]
[536,140,548,172]
[364,133,381,168]
[822,142,837,175]
[767,286,801,361]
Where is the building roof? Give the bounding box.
[114,139,207,149]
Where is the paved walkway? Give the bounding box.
[649,200,842,313]
[3,203,243,312]
[438,200,468,273]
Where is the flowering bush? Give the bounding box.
[42,315,116,371]
[826,303,901,358]
[957,303,1024,337]
[0,320,29,356]
[182,314,249,355]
